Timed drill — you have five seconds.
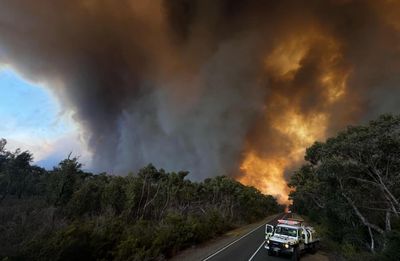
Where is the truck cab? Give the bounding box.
[264,219,319,260]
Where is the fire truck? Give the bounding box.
[264,219,319,261]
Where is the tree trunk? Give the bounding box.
[386,211,391,232]
[136,176,148,219]
[367,226,375,253]
[143,183,161,219]
[341,191,384,234]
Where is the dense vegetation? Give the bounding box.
[0,139,283,260]
[290,114,400,260]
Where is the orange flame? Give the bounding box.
[238,110,327,205]
[238,30,349,205]
[240,152,290,204]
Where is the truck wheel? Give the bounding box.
[267,249,274,256]
[291,247,300,261]
[310,243,317,254]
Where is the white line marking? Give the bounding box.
[248,240,265,261]
[202,214,285,261]
[202,222,266,261]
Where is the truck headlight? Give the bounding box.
[284,243,289,248]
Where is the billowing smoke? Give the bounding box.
[0,0,399,202]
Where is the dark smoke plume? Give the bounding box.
[0,0,399,186]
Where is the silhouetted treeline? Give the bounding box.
[0,139,283,260]
[290,114,400,260]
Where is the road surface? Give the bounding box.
[202,213,296,261]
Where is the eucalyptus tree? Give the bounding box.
[290,114,400,253]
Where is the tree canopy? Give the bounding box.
[0,140,283,260]
[290,114,400,259]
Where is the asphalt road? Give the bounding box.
[202,213,292,261]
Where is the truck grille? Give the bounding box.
[270,241,282,248]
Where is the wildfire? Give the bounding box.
[239,152,289,204]
[265,37,310,79]
[273,110,327,160]
[239,30,349,205]
[238,109,327,205]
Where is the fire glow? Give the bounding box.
[239,31,350,204]
[0,0,399,206]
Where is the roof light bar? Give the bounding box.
[277,219,301,225]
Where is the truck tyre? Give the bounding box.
[291,247,300,261]
[267,249,274,256]
[310,243,317,254]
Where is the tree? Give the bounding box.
[0,154,282,260]
[290,114,400,253]
[47,156,85,206]
[0,139,34,201]
[103,176,127,215]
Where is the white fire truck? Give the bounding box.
[264,219,319,261]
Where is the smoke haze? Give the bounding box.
[0,0,399,202]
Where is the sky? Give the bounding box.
[0,67,89,169]
[0,0,399,203]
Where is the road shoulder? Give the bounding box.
[169,213,282,261]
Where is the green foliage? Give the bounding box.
[66,177,106,217]
[290,114,400,257]
[103,176,127,215]
[0,142,283,260]
[46,157,87,206]
[0,139,37,201]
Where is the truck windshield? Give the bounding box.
[275,226,297,237]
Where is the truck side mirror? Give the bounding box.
[265,224,274,239]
